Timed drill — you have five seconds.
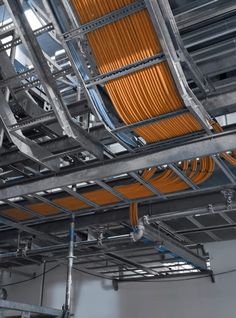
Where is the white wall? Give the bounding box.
[3,239,236,318]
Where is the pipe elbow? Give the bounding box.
[131,223,145,242]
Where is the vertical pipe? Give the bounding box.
[39,261,46,306]
[64,215,75,313]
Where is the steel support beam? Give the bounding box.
[0,215,62,244]
[0,188,234,242]
[0,130,234,200]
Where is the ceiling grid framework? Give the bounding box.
[0,0,234,284]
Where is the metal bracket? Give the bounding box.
[221,189,234,210]
[210,270,215,283]
[97,228,104,247]
[21,311,31,318]
[112,279,119,291]
[208,204,215,214]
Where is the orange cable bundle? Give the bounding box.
[130,202,138,226]
[72,0,202,143]
[3,157,216,221]
[71,0,215,190]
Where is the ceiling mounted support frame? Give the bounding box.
[4,0,104,160]
[142,220,209,271]
[0,129,235,200]
[42,0,139,150]
[0,90,60,172]
[144,0,213,133]
[158,0,213,94]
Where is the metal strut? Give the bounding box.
[4,0,104,160]
[64,215,75,318]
